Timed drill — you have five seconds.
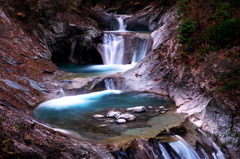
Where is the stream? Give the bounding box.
[34,15,225,159]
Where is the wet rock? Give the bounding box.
[161,111,166,114]
[116,119,126,124]
[169,125,188,136]
[149,106,153,109]
[93,114,105,118]
[106,111,122,118]
[127,106,146,113]
[117,113,135,121]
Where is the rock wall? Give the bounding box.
[0,4,114,158]
[123,4,239,159]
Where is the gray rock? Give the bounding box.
[161,111,166,114]
[127,106,146,113]
[1,79,30,92]
[116,119,126,124]
[148,106,153,109]
[117,114,136,121]
[106,111,122,118]
[93,114,105,118]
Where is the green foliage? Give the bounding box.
[202,18,240,49]
[177,0,191,15]
[213,3,230,22]
[178,18,196,45]
[217,67,240,91]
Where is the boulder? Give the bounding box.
[106,111,122,118]
[127,106,146,113]
[116,119,126,124]
[117,113,135,121]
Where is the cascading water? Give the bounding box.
[102,15,152,65]
[103,34,124,64]
[112,134,226,159]
[35,13,226,159]
[116,15,129,31]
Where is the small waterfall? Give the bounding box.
[116,15,130,31]
[59,88,65,96]
[131,39,150,64]
[196,128,225,159]
[104,78,115,90]
[103,34,124,64]
[112,133,226,159]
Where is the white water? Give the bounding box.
[131,39,150,64]
[197,129,225,159]
[104,78,116,90]
[169,140,201,159]
[116,15,130,31]
[103,34,124,64]
[102,15,151,65]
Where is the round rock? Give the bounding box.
[116,119,127,124]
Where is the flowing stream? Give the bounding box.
[35,15,225,159]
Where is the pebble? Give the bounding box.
[116,119,126,124]
[148,106,153,109]
[98,124,108,127]
[155,110,160,112]
[161,111,166,114]
[93,114,104,118]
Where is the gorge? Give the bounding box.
[0,0,239,158]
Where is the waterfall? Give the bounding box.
[102,15,151,65]
[104,78,115,90]
[116,16,126,31]
[59,88,65,96]
[103,34,124,64]
[112,134,226,159]
[131,39,150,64]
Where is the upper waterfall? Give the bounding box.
[116,15,131,31]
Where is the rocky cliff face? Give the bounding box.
[0,2,114,158]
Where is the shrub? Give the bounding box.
[202,18,240,49]
[177,18,196,45]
